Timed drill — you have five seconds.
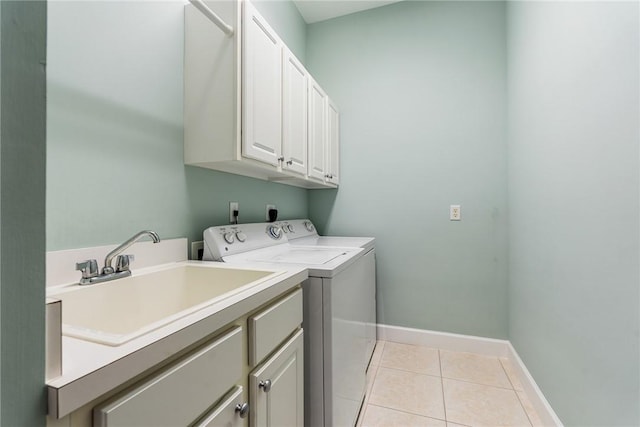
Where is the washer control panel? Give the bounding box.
[279,219,319,241]
[202,223,290,261]
[267,224,283,240]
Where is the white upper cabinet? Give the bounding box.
[184,0,339,189]
[282,48,308,177]
[242,1,283,167]
[326,98,340,185]
[308,77,327,183]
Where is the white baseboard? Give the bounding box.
[377,324,510,357]
[507,343,564,427]
[376,324,563,426]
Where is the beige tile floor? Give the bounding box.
[357,341,544,427]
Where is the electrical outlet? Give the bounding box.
[229,202,239,223]
[450,205,461,221]
[266,204,276,221]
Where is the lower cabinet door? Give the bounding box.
[250,329,303,427]
[94,327,243,427]
[194,386,247,427]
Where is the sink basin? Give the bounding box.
[50,264,281,346]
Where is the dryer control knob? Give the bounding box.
[303,221,315,232]
[267,225,282,240]
[287,224,295,232]
[223,232,235,244]
[236,232,247,243]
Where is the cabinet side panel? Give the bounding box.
[184,2,239,164]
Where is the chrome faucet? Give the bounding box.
[75,230,161,285]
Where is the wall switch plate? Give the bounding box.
[229,202,239,223]
[266,204,276,221]
[450,205,461,221]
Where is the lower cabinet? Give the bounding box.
[54,288,303,427]
[194,386,246,427]
[249,330,304,427]
[94,327,244,427]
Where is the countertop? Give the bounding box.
[46,260,307,419]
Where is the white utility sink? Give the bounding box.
[50,264,281,346]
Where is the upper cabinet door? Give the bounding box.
[282,49,308,177]
[242,1,283,167]
[326,98,339,185]
[307,77,327,182]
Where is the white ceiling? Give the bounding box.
[293,0,404,24]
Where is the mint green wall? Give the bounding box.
[306,1,509,338]
[253,0,306,63]
[507,2,639,425]
[1,1,47,425]
[47,1,308,251]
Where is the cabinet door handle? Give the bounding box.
[235,402,249,418]
[259,379,272,393]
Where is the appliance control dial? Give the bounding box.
[303,221,315,232]
[267,225,282,240]
[236,232,247,243]
[287,224,294,232]
[223,232,235,244]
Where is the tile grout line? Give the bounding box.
[499,358,534,427]
[513,390,535,427]
[377,365,443,381]
[370,344,448,424]
[364,402,448,423]
[498,357,517,390]
[377,364,442,377]
[439,349,448,423]
[365,403,448,424]
[440,374,518,392]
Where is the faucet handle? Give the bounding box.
[115,254,135,273]
[76,259,99,279]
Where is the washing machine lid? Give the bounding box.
[222,245,363,278]
[291,236,375,252]
[250,247,348,265]
[279,219,375,251]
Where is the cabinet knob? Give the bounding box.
[286,159,293,165]
[259,379,272,393]
[235,402,249,418]
[277,156,285,162]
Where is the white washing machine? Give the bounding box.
[281,219,377,426]
[202,222,375,427]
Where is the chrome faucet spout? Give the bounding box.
[102,230,161,275]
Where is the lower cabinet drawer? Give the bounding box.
[194,386,246,427]
[248,288,302,366]
[93,327,243,427]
